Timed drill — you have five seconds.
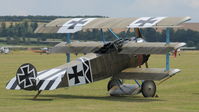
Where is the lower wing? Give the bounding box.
[118,68,180,81]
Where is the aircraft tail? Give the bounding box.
[6,63,64,91]
[6,63,38,90]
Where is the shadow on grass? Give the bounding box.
[192,93,199,95]
[17,94,165,102]
[0,97,53,101]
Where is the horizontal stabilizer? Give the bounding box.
[35,17,191,34]
[120,42,185,54]
[6,69,64,91]
[118,68,181,80]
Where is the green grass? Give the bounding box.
[0,51,199,112]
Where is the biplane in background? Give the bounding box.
[0,47,10,54]
[6,17,191,99]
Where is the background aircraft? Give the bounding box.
[0,47,10,54]
[31,47,50,54]
[6,17,190,99]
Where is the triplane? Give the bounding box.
[6,17,191,99]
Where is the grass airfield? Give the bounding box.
[0,51,199,112]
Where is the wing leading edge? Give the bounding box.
[50,41,185,54]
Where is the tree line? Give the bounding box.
[0,16,199,49]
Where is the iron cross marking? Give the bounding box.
[18,65,35,87]
[135,17,157,26]
[68,19,87,29]
[68,66,84,84]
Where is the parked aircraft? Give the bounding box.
[6,17,190,99]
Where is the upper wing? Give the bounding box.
[51,41,185,54]
[118,68,181,80]
[34,17,191,33]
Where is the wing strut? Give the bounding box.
[166,28,170,71]
[100,29,106,43]
[108,28,120,39]
[66,33,71,63]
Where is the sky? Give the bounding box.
[0,0,198,22]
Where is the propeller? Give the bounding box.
[134,28,150,68]
[172,49,181,58]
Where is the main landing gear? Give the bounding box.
[107,79,157,97]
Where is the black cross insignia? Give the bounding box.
[68,66,84,84]
[135,17,157,26]
[17,64,36,88]
[68,18,87,29]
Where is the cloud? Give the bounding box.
[186,0,199,8]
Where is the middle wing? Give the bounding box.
[51,41,185,54]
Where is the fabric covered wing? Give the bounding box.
[50,41,185,54]
[34,17,191,33]
[120,42,185,54]
[118,68,181,80]
[51,41,103,53]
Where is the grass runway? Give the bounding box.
[0,51,199,112]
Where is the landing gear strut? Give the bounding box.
[141,80,156,97]
[33,90,42,99]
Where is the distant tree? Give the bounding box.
[196,43,199,50]
[30,22,38,31]
[6,37,11,43]
[13,36,20,44]
[187,41,194,47]
[0,22,6,36]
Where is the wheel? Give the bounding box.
[107,79,123,91]
[141,80,156,97]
